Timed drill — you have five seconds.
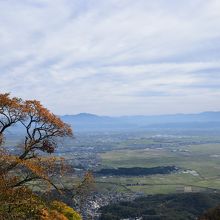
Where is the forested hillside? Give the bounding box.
[100,193,220,220]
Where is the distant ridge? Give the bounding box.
[63,113,101,120]
[61,111,220,132]
[65,113,99,118]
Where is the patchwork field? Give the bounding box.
[98,143,220,194]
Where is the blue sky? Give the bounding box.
[0,0,220,115]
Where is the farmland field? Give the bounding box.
[98,142,220,195]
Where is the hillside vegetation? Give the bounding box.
[100,193,220,220]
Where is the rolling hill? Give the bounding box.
[61,112,220,132]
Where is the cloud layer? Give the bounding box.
[1,0,220,115]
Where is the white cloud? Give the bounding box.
[0,0,220,115]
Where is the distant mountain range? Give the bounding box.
[61,112,220,132]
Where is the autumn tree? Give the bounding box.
[0,93,81,219]
[73,171,95,218]
[0,93,25,145]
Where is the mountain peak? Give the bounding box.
[75,113,98,117]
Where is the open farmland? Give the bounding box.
[98,142,220,195]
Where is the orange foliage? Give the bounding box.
[74,171,95,213]
[0,93,25,141]
[0,93,78,219]
[0,93,73,182]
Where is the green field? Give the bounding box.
[98,143,220,194]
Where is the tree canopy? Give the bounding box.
[0,93,81,220]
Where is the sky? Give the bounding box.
[0,0,220,116]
